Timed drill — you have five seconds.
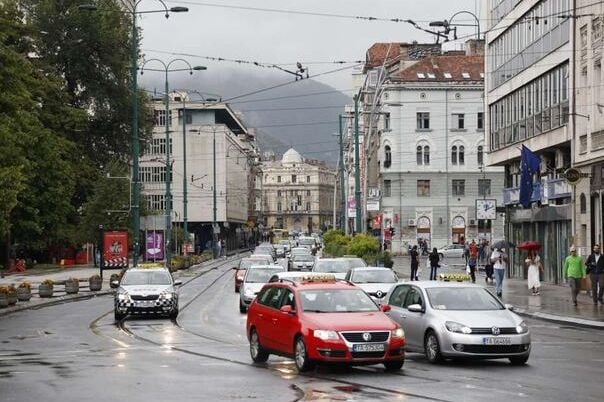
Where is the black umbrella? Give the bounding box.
[493,240,515,250]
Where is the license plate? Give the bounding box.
[353,343,385,352]
[482,337,512,345]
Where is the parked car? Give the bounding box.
[239,265,285,313]
[344,267,399,303]
[113,267,181,321]
[313,258,367,280]
[386,281,531,365]
[437,244,465,259]
[246,275,405,371]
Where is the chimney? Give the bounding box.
[465,39,485,56]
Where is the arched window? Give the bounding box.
[580,193,586,214]
[477,145,484,166]
[451,145,458,165]
[417,146,422,165]
[417,144,430,165]
[459,145,465,165]
[423,145,430,165]
[384,145,392,168]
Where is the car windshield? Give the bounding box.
[299,238,315,246]
[343,258,367,269]
[245,268,283,283]
[294,255,314,262]
[121,271,172,286]
[300,289,379,313]
[352,270,397,283]
[426,287,505,310]
[313,260,350,273]
[239,259,269,269]
[279,240,290,246]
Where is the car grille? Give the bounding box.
[470,327,517,335]
[461,344,529,354]
[340,331,390,343]
[131,294,159,301]
[351,351,385,359]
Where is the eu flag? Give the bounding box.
[519,145,541,208]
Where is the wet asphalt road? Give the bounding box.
[1,257,603,402]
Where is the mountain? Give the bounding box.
[141,67,351,166]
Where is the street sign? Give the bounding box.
[562,168,589,185]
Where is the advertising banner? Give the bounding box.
[347,196,356,217]
[102,231,128,269]
[146,231,164,261]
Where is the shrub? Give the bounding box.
[0,286,8,295]
[347,234,380,260]
[18,281,32,289]
[322,229,345,246]
[41,279,54,287]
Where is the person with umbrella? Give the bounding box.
[519,241,543,295]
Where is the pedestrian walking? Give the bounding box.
[221,238,226,257]
[490,247,508,297]
[483,241,494,284]
[428,247,440,280]
[525,250,543,295]
[563,245,586,306]
[410,245,419,281]
[585,243,604,305]
[468,240,478,283]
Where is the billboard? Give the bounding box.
[146,231,164,261]
[102,231,128,269]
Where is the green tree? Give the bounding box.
[347,234,380,261]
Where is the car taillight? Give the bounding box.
[236,271,245,280]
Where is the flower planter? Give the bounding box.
[65,280,79,294]
[109,274,121,289]
[16,287,32,302]
[7,291,17,305]
[0,294,8,308]
[38,284,54,298]
[89,277,102,291]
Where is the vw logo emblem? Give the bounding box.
[491,326,500,335]
[362,332,372,341]
[376,290,383,298]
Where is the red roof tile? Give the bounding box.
[396,55,484,82]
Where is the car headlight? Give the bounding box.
[117,292,130,301]
[162,292,173,299]
[313,330,339,341]
[391,328,405,339]
[516,321,528,334]
[445,321,472,334]
[244,287,255,297]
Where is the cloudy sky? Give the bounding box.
[138,0,482,95]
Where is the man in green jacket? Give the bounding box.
[564,245,586,306]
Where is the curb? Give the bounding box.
[514,307,604,330]
[0,252,247,318]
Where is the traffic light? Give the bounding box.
[389,227,395,237]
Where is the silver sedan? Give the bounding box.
[386,281,531,365]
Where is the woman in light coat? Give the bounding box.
[525,249,543,295]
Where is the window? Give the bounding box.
[451,146,458,165]
[417,180,430,196]
[306,175,310,183]
[383,180,391,197]
[580,193,586,214]
[297,195,302,206]
[154,110,172,126]
[277,176,281,183]
[423,146,430,165]
[384,145,392,168]
[478,179,491,196]
[389,285,410,307]
[306,202,311,211]
[417,112,430,129]
[451,145,464,165]
[257,286,285,309]
[453,113,465,129]
[477,145,484,166]
[292,175,297,183]
[277,202,282,212]
[417,145,430,165]
[280,289,296,310]
[277,190,282,197]
[459,146,465,165]
[477,112,484,130]
[417,146,423,165]
[384,113,390,131]
[452,180,465,196]
[306,190,311,196]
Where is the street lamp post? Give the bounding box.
[429,11,481,41]
[78,2,190,267]
[140,59,205,266]
[338,114,346,232]
[353,94,361,235]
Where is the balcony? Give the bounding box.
[502,178,571,206]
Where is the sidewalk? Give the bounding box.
[393,256,604,330]
[0,252,247,318]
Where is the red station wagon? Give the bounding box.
[245,275,406,372]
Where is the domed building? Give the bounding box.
[260,148,336,234]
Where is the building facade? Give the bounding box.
[261,148,336,234]
[141,92,259,255]
[485,0,574,283]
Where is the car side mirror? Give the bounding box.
[111,280,120,287]
[231,267,238,270]
[407,304,423,313]
[280,305,295,315]
[504,303,514,311]
[173,280,183,286]
[380,304,391,312]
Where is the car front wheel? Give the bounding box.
[424,331,443,363]
[294,336,315,372]
[249,329,269,363]
[509,355,529,365]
